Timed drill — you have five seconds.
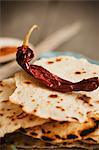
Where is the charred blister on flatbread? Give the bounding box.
[80,118,98,137]
[67,134,78,140]
[41,136,54,142]
[84,138,97,144]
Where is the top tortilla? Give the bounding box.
[10,56,99,123]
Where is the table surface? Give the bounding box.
[0,1,99,60]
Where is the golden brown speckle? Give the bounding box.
[49,94,58,98]
[34,109,37,112]
[0,113,3,116]
[47,61,54,64]
[0,81,3,86]
[77,94,91,105]
[32,99,35,102]
[56,106,65,111]
[56,58,62,62]
[96,100,99,104]
[24,81,31,84]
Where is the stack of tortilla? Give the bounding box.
[0,56,99,149]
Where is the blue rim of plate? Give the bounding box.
[39,51,99,65]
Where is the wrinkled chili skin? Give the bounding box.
[16,46,99,93]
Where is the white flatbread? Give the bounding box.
[0,78,47,137]
[10,56,99,123]
[25,113,99,144]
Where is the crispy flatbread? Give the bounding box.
[10,56,99,123]
[25,113,99,145]
[1,132,99,150]
[0,78,47,137]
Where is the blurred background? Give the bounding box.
[0,1,99,60]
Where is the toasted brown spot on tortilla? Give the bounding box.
[60,99,63,101]
[0,113,3,116]
[17,112,28,119]
[28,116,33,121]
[60,121,67,124]
[62,137,66,140]
[93,72,96,74]
[0,81,3,86]
[75,71,81,74]
[85,138,97,143]
[47,61,54,64]
[41,136,54,141]
[17,91,21,94]
[79,112,83,116]
[56,58,62,62]
[24,81,31,84]
[32,99,35,102]
[72,117,79,121]
[55,135,61,139]
[67,134,78,139]
[11,118,15,121]
[14,123,17,126]
[77,94,91,104]
[56,106,65,111]
[47,131,51,134]
[47,101,51,104]
[80,121,98,137]
[82,71,86,73]
[96,100,99,104]
[75,71,86,74]
[63,142,67,145]
[42,129,46,133]
[7,109,11,111]
[34,109,37,112]
[31,132,38,136]
[49,94,58,98]
[0,90,2,93]
[1,108,4,111]
[2,100,8,103]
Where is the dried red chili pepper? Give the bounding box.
[16,25,99,93]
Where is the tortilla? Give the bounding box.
[24,113,99,145]
[0,78,48,137]
[2,132,99,150]
[10,56,99,123]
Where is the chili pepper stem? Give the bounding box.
[23,25,38,46]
